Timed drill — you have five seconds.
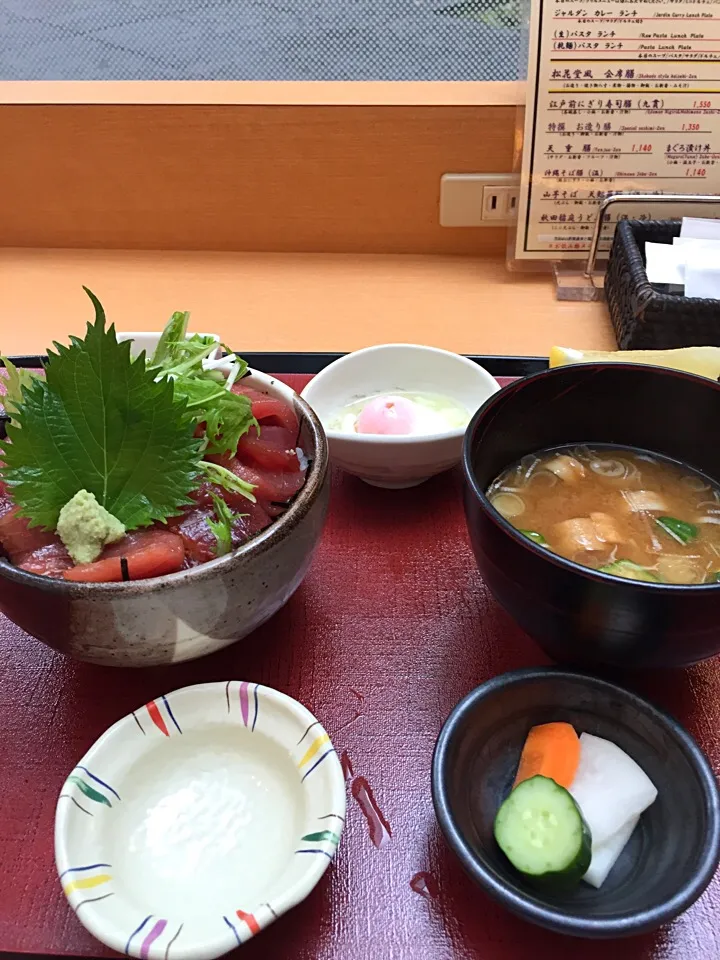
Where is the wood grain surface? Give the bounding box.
[0,376,718,959]
[2,102,513,256]
[0,80,522,105]
[0,249,616,358]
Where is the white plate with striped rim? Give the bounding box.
[54,681,345,959]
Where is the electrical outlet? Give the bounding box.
[440,173,520,227]
[482,183,519,221]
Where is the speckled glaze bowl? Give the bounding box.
[0,366,329,667]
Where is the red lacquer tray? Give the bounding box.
[1,366,719,960]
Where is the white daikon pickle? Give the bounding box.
[583,814,640,889]
[570,733,657,849]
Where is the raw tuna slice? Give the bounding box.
[204,450,307,508]
[170,507,218,564]
[227,457,307,505]
[18,542,74,577]
[0,503,66,562]
[230,499,273,542]
[63,530,185,582]
[168,498,274,565]
[232,384,299,435]
[236,425,301,471]
[0,482,15,521]
[0,484,73,576]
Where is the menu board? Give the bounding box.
[515,0,720,260]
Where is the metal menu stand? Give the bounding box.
[554,193,720,302]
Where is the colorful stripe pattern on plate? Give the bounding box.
[223,907,265,945]
[60,766,121,816]
[295,813,344,860]
[296,723,335,782]
[225,680,260,731]
[60,863,114,910]
[223,915,242,946]
[135,696,182,737]
[125,915,183,959]
[236,909,261,936]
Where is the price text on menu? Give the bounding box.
[515,0,720,260]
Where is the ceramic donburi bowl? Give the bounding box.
[0,334,329,667]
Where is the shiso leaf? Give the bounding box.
[0,288,202,531]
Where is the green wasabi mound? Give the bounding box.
[57,490,126,565]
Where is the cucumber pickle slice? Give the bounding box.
[494,774,591,890]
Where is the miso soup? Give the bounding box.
[486,445,720,585]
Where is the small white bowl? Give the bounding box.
[55,682,345,959]
[301,344,500,489]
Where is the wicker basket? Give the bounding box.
[605,218,720,349]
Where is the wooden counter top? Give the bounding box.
[0,249,615,358]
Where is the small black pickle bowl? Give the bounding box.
[432,669,720,939]
[462,362,720,670]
